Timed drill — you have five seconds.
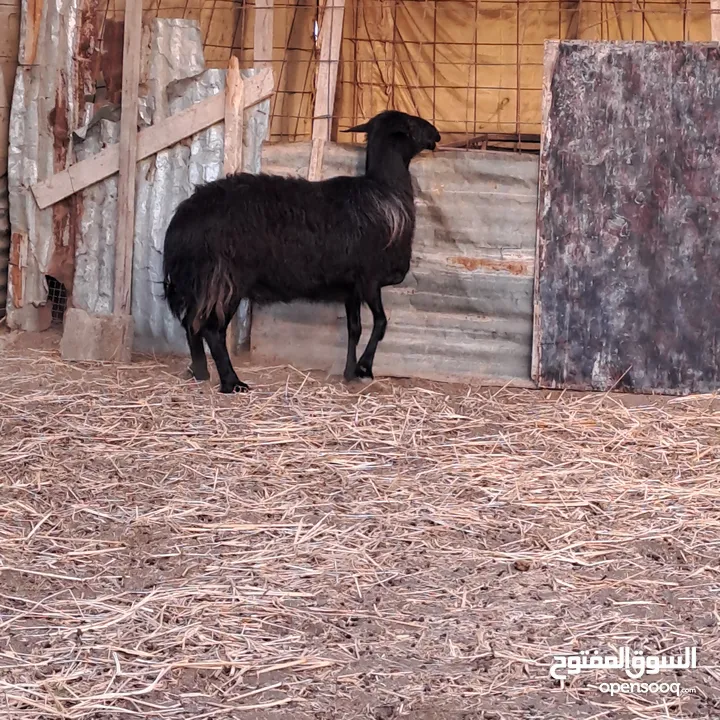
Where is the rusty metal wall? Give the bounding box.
[0,175,7,316]
[7,0,98,330]
[251,144,539,386]
[0,0,20,319]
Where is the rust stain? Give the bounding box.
[448,256,528,276]
[9,232,25,306]
[48,202,77,293]
[78,0,101,109]
[48,69,76,294]
[100,19,124,105]
[48,71,69,171]
[21,0,44,65]
[44,0,100,302]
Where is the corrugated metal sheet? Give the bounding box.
[7,0,98,330]
[131,65,227,355]
[251,143,539,386]
[73,119,118,316]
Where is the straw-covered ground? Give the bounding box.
[1,326,719,720]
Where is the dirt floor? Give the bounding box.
[1,324,719,720]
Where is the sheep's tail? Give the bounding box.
[163,262,236,334]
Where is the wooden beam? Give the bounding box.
[254,0,273,70]
[307,0,345,181]
[712,0,720,41]
[113,0,143,315]
[30,68,275,210]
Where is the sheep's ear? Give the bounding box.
[343,122,371,134]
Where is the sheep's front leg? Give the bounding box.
[343,293,362,381]
[355,286,387,380]
[202,326,250,393]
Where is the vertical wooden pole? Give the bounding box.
[308,0,345,181]
[224,56,245,176]
[254,0,273,69]
[712,0,720,41]
[224,56,245,352]
[113,0,143,315]
[254,0,273,140]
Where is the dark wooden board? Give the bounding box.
[533,40,720,395]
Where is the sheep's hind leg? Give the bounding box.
[184,323,210,382]
[343,292,362,381]
[355,286,387,380]
[202,325,250,394]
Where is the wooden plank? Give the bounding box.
[223,56,244,175]
[253,0,273,70]
[223,56,245,352]
[30,68,274,210]
[712,0,720,42]
[307,138,325,181]
[113,0,143,315]
[530,40,559,382]
[254,0,273,141]
[308,0,344,180]
[533,41,720,395]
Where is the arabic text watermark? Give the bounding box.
[549,646,697,691]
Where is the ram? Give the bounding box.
[162,110,441,393]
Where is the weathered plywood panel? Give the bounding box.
[251,143,538,386]
[534,41,720,395]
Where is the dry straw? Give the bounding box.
[0,336,719,719]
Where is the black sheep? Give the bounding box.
[162,110,441,393]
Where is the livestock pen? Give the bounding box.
[2,0,720,718]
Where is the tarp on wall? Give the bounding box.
[224,0,713,142]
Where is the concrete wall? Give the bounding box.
[252,143,539,387]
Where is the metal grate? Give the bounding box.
[46,276,68,325]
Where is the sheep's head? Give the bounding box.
[344,111,441,163]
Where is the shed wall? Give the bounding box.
[0,0,20,317]
[252,143,538,386]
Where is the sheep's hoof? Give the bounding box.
[220,380,250,394]
[354,362,374,380]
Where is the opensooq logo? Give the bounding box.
[549,646,697,693]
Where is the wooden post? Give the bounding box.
[224,56,245,352]
[308,0,345,181]
[224,56,245,176]
[254,0,273,69]
[254,0,273,140]
[113,0,143,315]
[712,0,720,42]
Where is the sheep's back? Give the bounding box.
[164,172,415,303]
